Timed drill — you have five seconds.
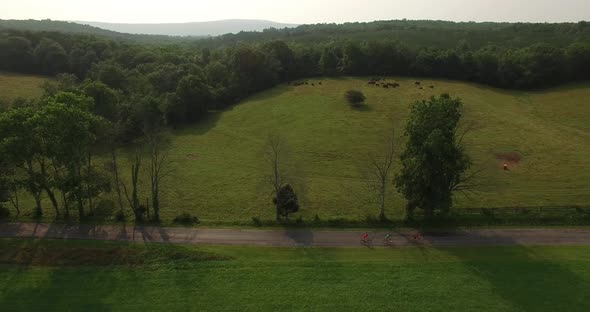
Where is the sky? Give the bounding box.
[1,0,589,24]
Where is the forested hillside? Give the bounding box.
[0,19,191,44]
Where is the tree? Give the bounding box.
[93,62,128,90]
[345,90,366,107]
[83,81,119,121]
[367,126,396,220]
[319,45,341,76]
[0,107,45,216]
[342,41,366,75]
[0,159,11,215]
[0,36,34,73]
[172,73,211,124]
[33,38,69,75]
[262,40,295,81]
[395,94,472,219]
[140,96,170,222]
[273,184,299,219]
[121,148,143,221]
[265,134,292,221]
[36,92,105,219]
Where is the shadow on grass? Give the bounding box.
[0,238,228,311]
[350,104,373,112]
[439,233,590,312]
[172,85,294,137]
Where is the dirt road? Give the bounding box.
[2,223,590,247]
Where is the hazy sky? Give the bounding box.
[2,0,589,24]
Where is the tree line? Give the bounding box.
[0,82,170,222]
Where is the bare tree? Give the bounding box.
[121,149,142,221]
[265,134,290,221]
[367,126,396,220]
[145,129,171,222]
[111,149,124,216]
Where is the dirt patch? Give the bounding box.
[186,153,199,160]
[495,152,522,164]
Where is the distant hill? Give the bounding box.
[79,19,299,36]
[0,19,189,43]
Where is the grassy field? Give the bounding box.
[5,76,590,223]
[1,238,590,311]
[0,72,47,107]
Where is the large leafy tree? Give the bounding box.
[35,92,106,219]
[0,107,46,216]
[33,38,69,75]
[172,73,211,124]
[395,94,471,218]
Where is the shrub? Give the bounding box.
[173,212,199,225]
[273,184,300,219]
[345,90,366,107]
[251,217,262,226]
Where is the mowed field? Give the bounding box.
[1,238,590,311]
[4,76,590,223]
[0,72,47,106]
[155,77,590,222]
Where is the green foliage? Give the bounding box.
[82,81,119,121]
[0,159,11,205]
[344,89,366,106]
[92,62,128,90]
[33,38,68,75]
[273,184,300,219]
[171,73,211,124]
[396,94,471,218]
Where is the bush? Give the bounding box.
[251,217,262,226]
[173,212,199,225]
[345,90,366,107]
[0,206,9,219]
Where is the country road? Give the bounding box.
[2,223,590,247]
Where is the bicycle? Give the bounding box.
[360,233,372,246]
[383,234,395,246]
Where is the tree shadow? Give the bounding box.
[172,85,294,137]
[0,238,221,311]
[438,232,590,312]
[350,104,373,112]
[283,228,315,247]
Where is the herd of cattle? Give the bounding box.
[368,78,435,89]
[288,81,322,86]
[288,78,435,89]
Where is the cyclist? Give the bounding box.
[362,232,369,244]
[384,233,393,245]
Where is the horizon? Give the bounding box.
[2,0,589,24]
